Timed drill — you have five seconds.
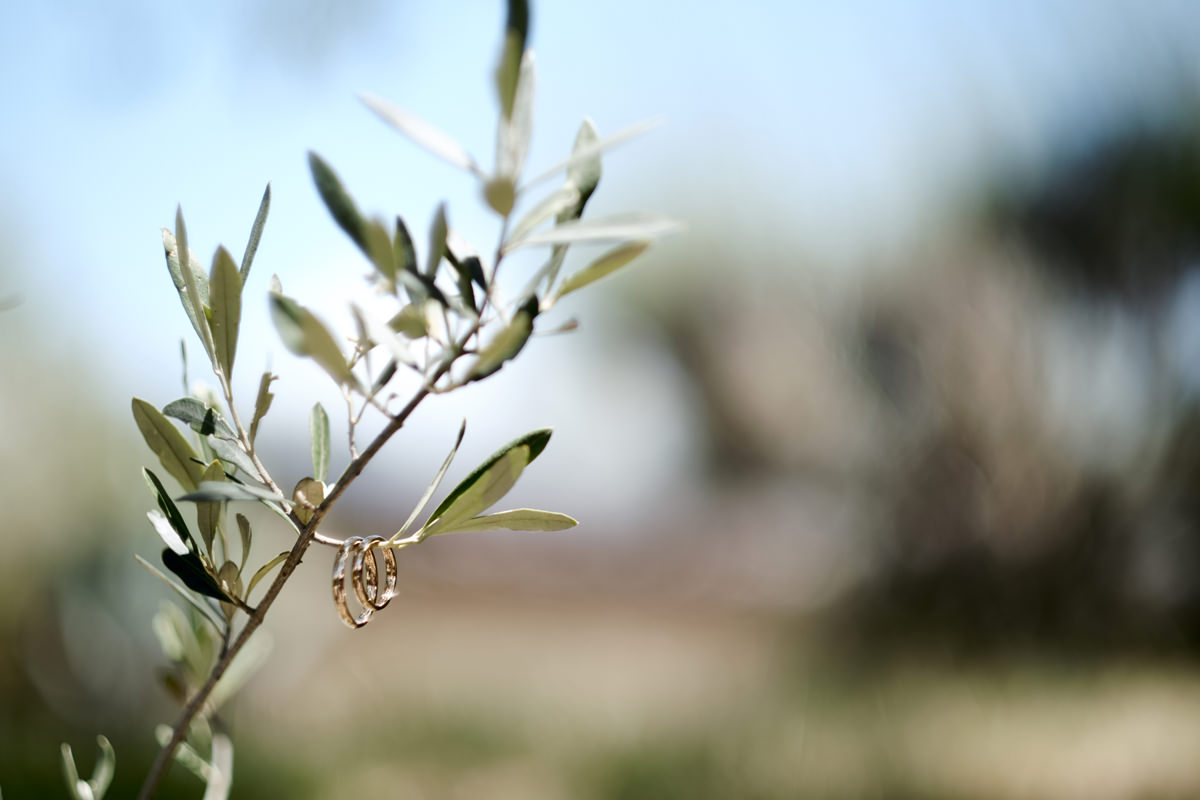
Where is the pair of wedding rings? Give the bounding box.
[331,535,397,629]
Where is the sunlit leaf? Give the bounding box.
[147,509,188,555]
[144,467,196,554]
[504,213,680,251]
[250,371,276,444]
[240,183,271,283]
[521,117,661,192]
[553,240,649,300]
[508,184,581,244]
[389,420,466,543]
[566,117,602,211]
[177,481,286,505]
[61,735,115,800]
[359,93,483,176]
[209,245,242,377]
[269,292,357,387]
[162,228,213,358]
[310,402,330,484]
[133,398,205,491]
[163,397,236,440]
[426,508,578,536]
[484,175,516,216]
[496,51,536,180]
[421,428,551,537]
[494,0,530,120]
[174,207,216,360]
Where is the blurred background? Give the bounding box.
[4,1,1200,797]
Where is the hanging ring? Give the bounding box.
[332,537,374,629]
[352,535,397,611]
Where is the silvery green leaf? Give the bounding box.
[153,727,211,783]
[425,203,447,278]
[421,449,525,537]
[269,292,357,387]
[163,228,213,359]
[148,509,188,556]
[421,428,551,536]
[308,152,367,252]
[246,551,289,600]
[310,402,330,484]
[504,213,680,251]
[209,245,242,378]
[133,398,205,491]
[496,51,536,180]
[552,240,649,300]
[144,467,196,554]
[359,93,483,176]
[178,481,287,505]
[390,420,466,542]
[426,508,578,536]
[566,117,601,209]
[249,371,276,444]
[521,116,661,192]
[508,184,580,245]
[207,435,258,478]
[135,555,225,630]
[494,0,529,120]
[240,183,271,283]
[163,398,236,440]
[174,207,216,358]
[196,461,226,554]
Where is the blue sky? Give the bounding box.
[3,1,1199,524]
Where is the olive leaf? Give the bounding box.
[388,420,466,543]
[359,93,483,177]
[240,183,271,282]
[132,398,205,491]
[494,0,530,121]
[196,461,226,554]
[308,151,368,253]
[161,548,234,604]
[504,212,680,251]
[269,290,357,387]
[552,240,649,301]
[310,402,330,484]
[162,397,237,440]
[419,428,552,539]
[249,371,277,444]
[209,245,242,378]
[144,467,196,553]
[425,508,577,536]
[178,481,288,505]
